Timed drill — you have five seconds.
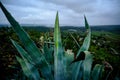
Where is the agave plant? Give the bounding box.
[0,2,111,80]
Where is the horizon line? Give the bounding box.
[0,24,120,27]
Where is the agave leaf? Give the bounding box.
[0,2,53,79]
[43,43,54,64]
[91,64,104,80]
[43,43,54,76]
[11,39,52,79]
[16,56,41,80]
[84,15,89,30]
[72,16,91,80]
[83,51,93,80]
[54,12,65,80]
[76,16,91,58]
[73,16,91,63]
[0,1,43,65]
[11,39,34,64]
[43,33,54,63]
[72,61,83,80]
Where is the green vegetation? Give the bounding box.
[0,1,120,80]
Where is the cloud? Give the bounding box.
[0,0,120,26]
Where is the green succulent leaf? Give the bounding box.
[76,16,91,58]
[0,2,53,79]
[91,64,104,80]
[11,39,34,65]
[54,12,65,80]
[72,61,83,80]
[43,42,54,64]
[0,1,42,65]
[84,15,89,30]
[16,56,41,80]
[83,51,93,80]
[72,16,91,80]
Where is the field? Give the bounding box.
[0,25,120,79]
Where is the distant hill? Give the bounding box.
[0,25,120,34]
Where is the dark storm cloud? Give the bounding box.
[0,0,120,26]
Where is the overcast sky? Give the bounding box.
[0,0,120,26]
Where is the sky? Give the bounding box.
[0,0,120,26]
